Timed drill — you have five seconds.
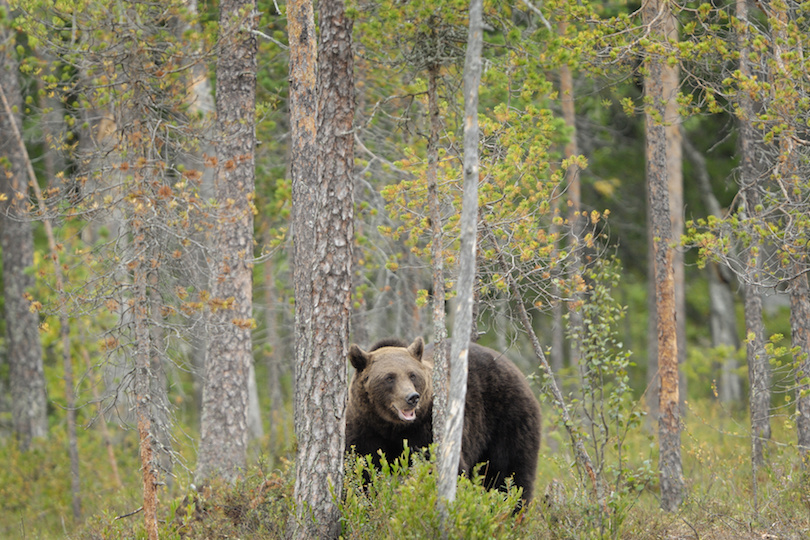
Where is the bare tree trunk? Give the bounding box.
[427,62,449,447]
[735,0,770,475]
[769,0,810,466]
[291,0,355,536]
[133,230,159,540]
[665,65,686,413]
[439,2,482,525]
[263,258,285,455]
[791,276,810,460]
[683,136,740,402]
[559,20,582,374]
[643,0,683,512]
[0,21,48,451]
[197,0,257,482]
[288,2,318,529]
[0,62,81,519]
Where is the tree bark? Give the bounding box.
[791,276,810,460]
[643,0,683,512]
[197,0,257,482]
[0,9,48,451]
[769,0,810,466]
[559,20,582,375]
[133,228,159,540]
[439,0,482,521]
[427,62,449,447]
[735,0,770,472]
[291,0,355,536]
[2,72,82,523]
[0,37,80,518]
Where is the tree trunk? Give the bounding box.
[769,0,810,466]
[197,0,257,482]
[0,35,80,518]
[643,0,683,512]
[735,0,770,472]
[0,10,48,451]
[427,62,449,447]
[791,276,810,460]
[288,0,318,529]
[291,0,355,536]
[133,229,159,540]
[439,0,482,521]
[683,135,741,402]
[559,20,582,375]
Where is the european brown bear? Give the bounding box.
[345,336,542,505]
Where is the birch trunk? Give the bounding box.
[438,0,482,524]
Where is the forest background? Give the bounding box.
[1,0,810,538]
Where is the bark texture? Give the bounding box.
[197,0,257,482]
[0,10,48,451]
[791,276,810,459]
[291,0,355,537]
[439,0,482,515]
[643,0,683,512]
[427,62,449,447]
[736,0,770,469]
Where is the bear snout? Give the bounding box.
[405,391,420,407]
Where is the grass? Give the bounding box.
[2,399,810,539]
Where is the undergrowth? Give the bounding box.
[3,400,810,538]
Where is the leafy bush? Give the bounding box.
[341,446,546,540]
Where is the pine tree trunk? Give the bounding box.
[290,0,355,536]
[133,231,159,540]
[735,0,770,470]
[0,10,48,451]
[791,276,810,460]
[643,0,683,512]
[197,0,257,482]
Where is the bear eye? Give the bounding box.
[409,372,418,382]
[385,374,395,384]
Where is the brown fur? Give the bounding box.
[346,337,542,506]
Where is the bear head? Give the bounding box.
[348,337,433,426]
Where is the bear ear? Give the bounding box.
[407,337,424,362]
[349,344,370,371]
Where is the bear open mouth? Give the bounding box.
[395,406,417,422]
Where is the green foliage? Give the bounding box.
[562,257,655,534]
[341,446,536,540]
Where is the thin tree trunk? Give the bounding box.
[735,0,770,475]
[559,20,582,375]
[0,70,81,520]
[791,276,810,460]
[665,61,687,413]
[291,0,355,536]
[133,228,159,540]
[427,61,449,447]
[683,136,740,402]
[438,1,482,523]
[197,0,257,482]
[0,24,48,451]
[769,0,810,466]
[643,0,683,512]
